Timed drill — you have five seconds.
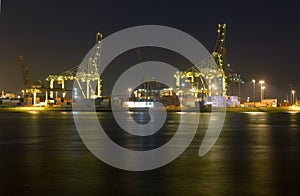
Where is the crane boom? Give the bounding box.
[19,55,29,86]
[136,49,144,84]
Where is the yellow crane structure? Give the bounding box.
[46,32,103,101]
[174,23,242,100]
[212,23,242,96]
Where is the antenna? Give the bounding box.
[136,49,144,84]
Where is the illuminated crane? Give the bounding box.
[174,23,241,102]
[212,23,242,96]
[46,32,103,99]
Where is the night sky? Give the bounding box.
[0,0,299,101]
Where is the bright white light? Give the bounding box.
[211,83,217,90]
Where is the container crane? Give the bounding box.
[212,23,243,96]
[18,56,44,105]
[19,56,29,87]
[46,32,102,100]
[18,56,43,89]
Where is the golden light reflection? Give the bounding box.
[12,106,46,111]
[243,112,265,115]
[27,110,39,114]
[176,112,187,114]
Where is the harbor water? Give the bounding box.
[1,111,300,195]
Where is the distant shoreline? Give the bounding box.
[225,107,300,113]
[1,106,299,113]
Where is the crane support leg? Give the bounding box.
[76,80,86,99]
[45,90,48,106]
[208,78,212,97]
[86,80,90,99]
[50,79,54,99]
[61,79,65,89]
[33,91,37,106]
[97,79,101,97]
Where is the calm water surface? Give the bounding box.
[1,111,300,195]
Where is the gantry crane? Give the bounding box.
[18,56,44,105]
[46,32,103,100]
[19,56,29,87]
[174,23,242,101]
[18,56,43,88]
[212,23,242,96]
[133,49,175,104]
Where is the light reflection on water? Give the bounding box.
[26,110,40,115]
[0,111,300,195]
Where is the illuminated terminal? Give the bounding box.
[1,24,293,110]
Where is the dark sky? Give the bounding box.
[0,0,299,101]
